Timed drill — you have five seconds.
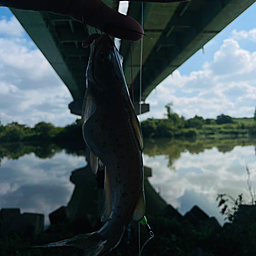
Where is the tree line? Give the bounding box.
[1,104,256,142]
[141,104,256,139]
[0,119,84,144]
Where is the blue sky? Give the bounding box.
[0,3,256,126]
[143,2,256,120]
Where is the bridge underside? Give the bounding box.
[11,0,256,115]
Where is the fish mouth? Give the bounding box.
[93,34,124,74]
[87,34,115,89]
[88,34,123,89]
[92,34,115,66]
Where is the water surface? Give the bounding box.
[0,139,255,225]
[144,139,256,224]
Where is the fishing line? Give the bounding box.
[139,216,155,256]
[138,3,155,256]
[138,221,141,254]
[139,232,154,256]
[138,2,144,249]
[139,2,144,118]
[130,42,135,105]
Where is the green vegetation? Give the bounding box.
[214,167,256,256]
[1,104,256,143]
[0,119,86,165]
[0,119,84,143]
[2,200,256,256]
[141,104,256,139]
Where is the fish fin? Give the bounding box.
[129,105,144,150]
[33,232,107,256]
[82,89,97,123]
[133,190,146,222]
[90,150,99,174]
[101,168,112,222]
[99,159,105,169]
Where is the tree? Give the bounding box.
[155,120,173,138]
[254,107,256,121]
[34,122,55,135]
[165,103,182,126]
[141,119,157,138]
[0,120,4,133]
[205,118,215,125]
[33,122,56,140]
[165,102,173,119]
[216,114,234,125]
[2,128,23,141]
[185,115,204,129]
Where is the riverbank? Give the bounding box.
[1,203,256,256]
[0,115,256,143]
[141,116,256,139]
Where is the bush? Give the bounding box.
[155,120,173,138]
[216,114,234,125]
[141,119,157,138]
[205,118,215,125]
[185,116,204,129]
[249,127,256,137]
[174,128,197,139]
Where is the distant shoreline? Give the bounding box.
[141,115,256,140]
[0,114,256,143]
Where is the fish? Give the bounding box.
[81,33,145,255]
[34,34,145,256]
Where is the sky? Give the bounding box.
[1,3,256,126]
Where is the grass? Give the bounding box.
[233,117,255,126]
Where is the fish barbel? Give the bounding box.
[35,34,145,256]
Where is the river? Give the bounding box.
[0,138,255,226]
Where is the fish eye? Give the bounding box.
[99,52,106,61]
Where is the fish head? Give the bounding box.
[86,34,125,93]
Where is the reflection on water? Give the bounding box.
[143,138,256,224]
[0,139,256,226]
[0,149,85,225]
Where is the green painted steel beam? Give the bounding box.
[11,9,87,104]
[10,0,256,116]
[131,0,256,102]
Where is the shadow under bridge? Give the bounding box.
[10,0,256,116]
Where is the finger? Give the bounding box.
[82,0,144,41]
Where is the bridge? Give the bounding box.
[11,0,256,115]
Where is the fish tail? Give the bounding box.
[33,232,107,256]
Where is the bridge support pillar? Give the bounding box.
[134,103,150,115]
[69,101,149,116]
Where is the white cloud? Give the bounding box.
[0,16,77,126]
[0,82,18,94]
[232,28,256,42]
[143,32,256,120]
[207,39,254,76]
[0,16,23,36]
[1,13,256,126]
[0,38,61,86]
